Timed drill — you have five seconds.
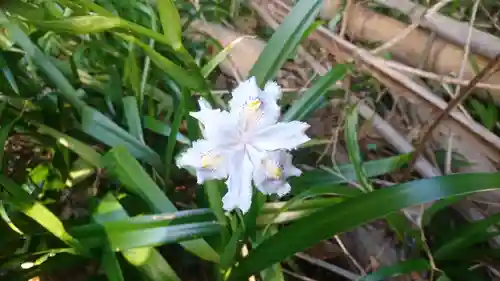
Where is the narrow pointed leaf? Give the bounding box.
[291,153,411,193]
[229,172,500,279]
[201,36,251,78]
[101,248,125,281]
[359,259,430,281]
[0,175,88,256]
[93,193,181,281]
[0,54,19,94]
[142,116,190,145]
[249,0,323,86]
[156,0,183,50]
[434,212,500,260]
[345,105,373,192]
[32,16,122,33]
[283,64,348,121]
[0,118,18,170]
[123,96,145,144]
[117,33,207,91]
[81,106,161,169]
[0,10,85,111]
[124,47,141,100]
[102,147,220,262]
[35,122,104,168]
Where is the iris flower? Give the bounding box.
[177,77,310,213]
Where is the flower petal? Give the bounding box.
[222,149,254,213]
[176,140,229,184]
[228,76,260,111]
[253,121,310,151]
[190,109,239,145]
[281,151,302,177]
[263,81,282,101]
[253,151,297,197]
[258,181,291,197]
[228,77,281,131]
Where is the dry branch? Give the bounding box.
[321,3,500,104]
[373,0,500,60]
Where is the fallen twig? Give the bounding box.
[370,0,454,55]
[408,54,500,172]
[373,0,500,59]
[295,253,360,281]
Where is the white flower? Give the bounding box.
[253,151,302,197]
[176,77,310,213]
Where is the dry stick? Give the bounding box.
[453,0,480,97]
[370,0,453,55]
[408,54,500,171]
[339,0,353,38]
[441,83,473,119]
[295,253,360,281]
[373,0,500,59]
[334,235,366,275]
[380,60,500,91]
[282,269,318,281]
[441,0,479,175]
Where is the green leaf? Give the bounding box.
[35,122,104,168]
[101,247,125,281]
[78,220,220,251]
[165,95,185,180]
[229,172,500,279]
[156,0,183,50]
[345,105,373,192]
[93,193,181,281]
[81,106,161,169]
[283,64,348,121]
[0,53,19,94]
[0,200,24,235]
[201,36,251,78]
[220,224,244,269]
[102,147,220,262]
[0,175,88,256]
[258,227,285,281]
[123,96,145,144]
[470,98,498,130]
[124,46,142,101]
[249,0,323,86]
[70,0,116,17]
[434,212,500,260]
[0,117,18,170]
[203,181,229,241]
[290,153,411,194]
[291,184,363,197]
[359,259,430,281]
[31,16,122,33]
[0,10,85,111]
[260,185,359,237]
[142,116,190,145]
[117,33,208,91]
[257,198,343,226]
[27,14,200,86]
[421,196,465,226]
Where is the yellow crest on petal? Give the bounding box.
[264,159,283,180]
[201,153,223,169]
[246,99,262,112]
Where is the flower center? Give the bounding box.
[241,98,264,133]
[246,98,263,112]
[264,159,283,180]
[201,153,223,169]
